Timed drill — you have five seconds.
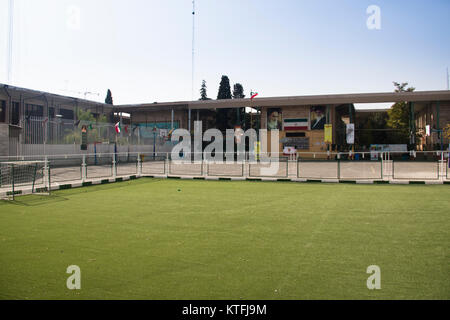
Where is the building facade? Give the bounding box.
[1,83,450,157]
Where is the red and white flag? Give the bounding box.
[251,93,259,100]
[115,122,121,134]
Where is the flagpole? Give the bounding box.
[250,90,253,130]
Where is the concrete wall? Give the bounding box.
[0,124,9,156]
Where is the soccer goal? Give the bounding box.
[0,161,50,200]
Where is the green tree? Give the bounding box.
[387,82,415,144]
[199,80,211,100]
[217,75,232,99]
[105,89,113,105]
[232,83,245,99]
[232,83,246,127]
[216,75,232,131]
[64,109,109,144]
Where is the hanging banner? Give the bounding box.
[254,141,261,160]
[346,123,355,145]
[324,124,333,143]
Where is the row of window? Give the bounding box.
[0,100,75,125]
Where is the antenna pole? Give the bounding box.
[7,0,14,84]
[447,67,449,90]
[192,0,196,101]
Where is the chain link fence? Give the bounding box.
[15,116,175,157]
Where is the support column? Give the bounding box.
[348,103,353,123]
[326,105,331,155]
[82,154,86,182]
[119,112,123,138]
[237,108,240,126]
[348,104,354,157]
[112,154,116,179]
[19,94,23,150]
[409,102,415,146]
[436,101,442,151]
[188,108,191,132]
[137,152,142,176]
[171,109,174,130]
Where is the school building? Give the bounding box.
[1,83,450,157]
[116,90,450,154]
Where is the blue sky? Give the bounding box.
[0,0,449,106]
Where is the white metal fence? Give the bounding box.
[0,151,449,194]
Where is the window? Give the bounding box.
[11,101,20,125]
[0,100,5,122]
[59,108,74,120]
[25,104,44,117]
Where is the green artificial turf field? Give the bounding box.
[0,178,449,300]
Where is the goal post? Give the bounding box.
[0,161,50,200]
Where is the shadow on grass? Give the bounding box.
[52,178,164,197]
[0,194,69,207]
[0,179,163,207]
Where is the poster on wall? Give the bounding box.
[310,106,326,130]
[267,108,282,130]
[283,118,309,131]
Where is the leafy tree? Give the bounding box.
[63,109,109,144]
[199,80,211,100]
[105,89,113,105]
[387,82,415,144]
[393,82,415,93]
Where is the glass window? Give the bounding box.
[25,104,44,117]
[0,100,5,122]
[11,101,20,125]
[59,108,74,120]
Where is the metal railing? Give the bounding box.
[0,151,448,194]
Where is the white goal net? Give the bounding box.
[0,161,50,200]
